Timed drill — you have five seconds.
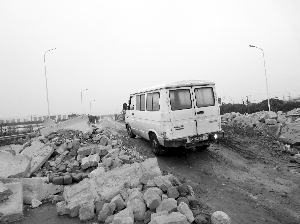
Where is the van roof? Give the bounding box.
[133,80,215,94]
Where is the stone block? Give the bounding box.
[79,202,95,221]
[153,212,188,224]
[211,211,231,224]
[52,176,64,185]
[167,186,180,199]
[81,157,91,170]
[154,176,172,192]
[127,198,146,221]
[111,194,125,211]
[177,202,194,222]
[105,215,115,223]
[22,177,63,205]
[100,135,111,146]
[20,144,54,175]
[144,188,162,209]
[151,210,169,221]
[64,175,73,185]
[114,207,134,221]
[0,151,31,178]
[113,216,134,224]
[125,189,144,205]
[0,180,13,203]
[56,201,68,215]
[118,155,131,163]
[177,197,189,206]
[0,179,23,222]
[144,210,154,224]
[98,202,116,222]
[156,198,177,213]
[103,157,113,166]
[89,154,100,166]
[78,146,93,156]
[95,199,106,215]
[177,185,189,197]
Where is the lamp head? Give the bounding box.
[249,45,255,47]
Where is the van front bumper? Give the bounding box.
[163,131,224,148]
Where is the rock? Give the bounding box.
[0,179,23,222]
[22,177,63,205]
[56,201,68,215]
[64,175,73,185]
[156,198,177,213]
[31,198,42,208]
[89,154,100,166]
[81,157,91,170]
[177,202,194,222]
[153,176,172,192]
[268,111,278,119]
[20,143,54,175]
[127,198,146,221]
[177,197,189,206]
[100,135,111,146]
[120,189,129,200]
[52,176,64,185]
[125,189,144,205]
[151,210,169,220]
[167,186,180,199]
[211,211,231,224]
[111,194,125,211]
[177,185,190,197]
[112,216,134,224]
[152,212,188,224]
[162,194,168,200]
[79,202,95,221]
[144,210,154,224]
[78,146,93,156]
[0,151,31,178]
[98,202,116,222]
[187,195,198,209]
[114,207,134,221]
[72,173,83,182]
[144,188,162,209]
[105,215,115,223]
[118,155,131,163]
[103,157,113,166]
[265,118,277,125]
[95,199,106,215]
[0,181,13,203]
[194,214,208,224]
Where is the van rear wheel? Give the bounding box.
[126,125,136,138]
[150,134,165,155]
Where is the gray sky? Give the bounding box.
[1,0,300,118]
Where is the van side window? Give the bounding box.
[136,94,145,111]
[146,92,160,111]
[195,87,215,107]
[170,89,192,111]
[128,96,134,110]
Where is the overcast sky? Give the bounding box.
[1,0,299,118]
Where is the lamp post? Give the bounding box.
[81,89,88,114]
[90,100,95,114]
[44,48,56,118]
[249,45,271,112]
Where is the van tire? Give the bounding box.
[150,134,164,155]
[127,125,136,138]
[196,144,210,151]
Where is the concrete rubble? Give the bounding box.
[222,108,300,145]
[0,118,230,223]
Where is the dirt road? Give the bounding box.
[110,118,300,224]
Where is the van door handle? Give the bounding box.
[197,111,204,114]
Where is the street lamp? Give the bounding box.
[44,48,56,118]
[90,100,95,114]
[249,45,271,112]
[81,89,88,114]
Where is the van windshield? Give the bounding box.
[195,87,215,107]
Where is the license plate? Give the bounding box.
[191,134,208,142]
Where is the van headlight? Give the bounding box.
[214,134,218,139]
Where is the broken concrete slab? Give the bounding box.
[22,177,64,205]
[90,158,160,201]
[40,116,89,136]
[0,151,31,178]
[279,123,300,144]
[0,179,23,222]
[21,144,54,175]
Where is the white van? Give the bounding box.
[124,80,223,155]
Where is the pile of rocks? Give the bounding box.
[55,157,231,224]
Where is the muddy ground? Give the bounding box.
[17,118,300,224]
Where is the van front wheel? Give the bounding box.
[150,134,165,155]
[127,125,136,138]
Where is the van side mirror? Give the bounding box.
[123,103,127,110]
[218,98,221,104]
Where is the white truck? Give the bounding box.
[124,80,223,155]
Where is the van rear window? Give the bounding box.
[170,89,192,111]
[195,87,215,107]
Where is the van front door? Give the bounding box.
[168,88,197,139]
[192,86,220,135]
[126,96,136,133]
